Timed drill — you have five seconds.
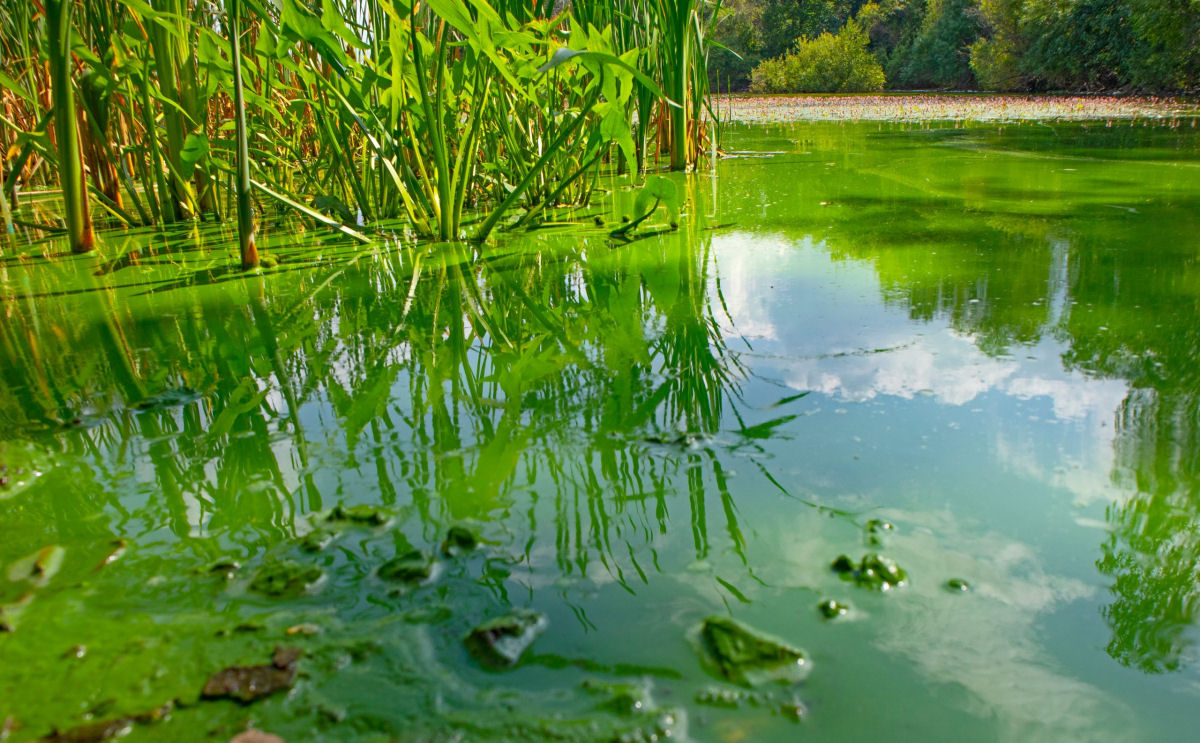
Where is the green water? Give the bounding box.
[3,119,1200,741]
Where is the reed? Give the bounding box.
[45,0,94,253]
[0,0,717,258]
[226,0,257,268]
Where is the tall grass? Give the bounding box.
[0,0,718,261]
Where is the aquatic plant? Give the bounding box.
[44,0,93,253]
[0,0,719,260]
[226,0,257,268]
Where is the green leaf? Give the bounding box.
[322,0,368,49]
[180,133,209,174]
[538,47,677,106]
[251,179,371,243]
[279,0,351,75]
[0,70,34,106]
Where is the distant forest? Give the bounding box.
[708,0,1200,93]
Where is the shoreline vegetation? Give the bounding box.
[719,93,1200,123]
[0,0,717,262]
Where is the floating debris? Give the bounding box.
[779,696,808,722]
[201,647,302,704]
[830,553,908,591]
[465,609,548,668]
[695,616,807,687]
[62,645,86,660]
[41,703,171,742]
[248,561,323,598]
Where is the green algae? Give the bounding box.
[946,579,971,593]
[323,504,392,527]
[1,119,1200,741]
[248,561,325,598]
[695,616,807,687]
[817,599,849,619]
[0,441,53,501]
[830,554,908,591]
[440,526,479,557]
[377,550,437,586]
[464,609,548,668]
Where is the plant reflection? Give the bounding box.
[0,209,766,622]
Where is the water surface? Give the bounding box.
[2,120,1200,741]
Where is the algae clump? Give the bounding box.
[696,616,807,686]
[830,553,908,591]
[465,609,548,668]
[249,561,324,598]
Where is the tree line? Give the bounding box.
[709,0,1200,93]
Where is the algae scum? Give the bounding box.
[4,119,1200,741]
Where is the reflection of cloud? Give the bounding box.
[871,510,1136,743]
[712,233,1130,423]
[706,507,1139,743]
[783,331,1019,405]
[1006,373,1127,422]
[709,233,795,342]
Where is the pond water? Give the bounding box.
[2,119,1200,742]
